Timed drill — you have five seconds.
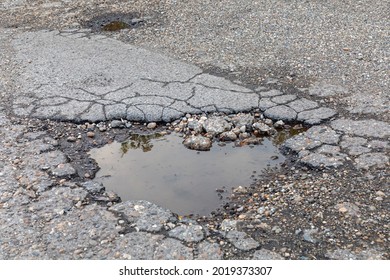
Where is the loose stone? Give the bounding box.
[203,117,231,136]
[230,113,255,128]
[110,120,124,128]
[220,219,238,231]
[147,122,157,129]
[274,120,285,128]
[187,120,203,133]
[335,202,360,216]
[375,191,385,197]
[67,136,77,142]
[183,135,212,151]
[219,131,237,142]
[252,122,272,134]
[302,228,319,244]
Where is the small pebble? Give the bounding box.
[375,191,385,197]
[147,122,157,129]
[339,207,348,213]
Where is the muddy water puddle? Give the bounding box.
[89,133,287,216]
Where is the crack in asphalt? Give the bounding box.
[6,30,343,125]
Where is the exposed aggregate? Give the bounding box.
[0,0,388,260]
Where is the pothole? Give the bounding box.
[84,12,147,32]
[88,121,304,216]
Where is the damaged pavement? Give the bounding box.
[0,0,388,260]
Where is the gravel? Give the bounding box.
[0,0,388,261]
[183,135,212,151]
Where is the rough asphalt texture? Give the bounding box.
[10,30,337,125]
[0,0,388,260]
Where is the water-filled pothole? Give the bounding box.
[89,131,291,216]
[84,12,146,32]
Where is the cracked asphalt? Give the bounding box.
[8,29,338,125]
[0,0,389,260]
